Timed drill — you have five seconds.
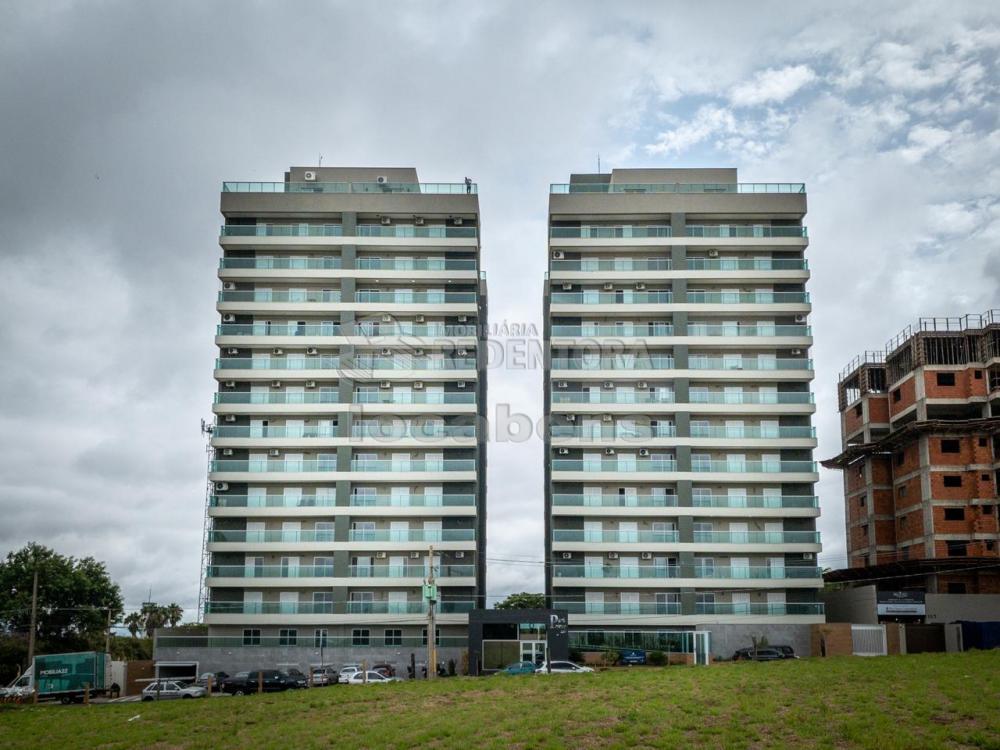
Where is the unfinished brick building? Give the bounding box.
[823,311,1000,595]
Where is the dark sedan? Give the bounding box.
[221,669,302,695]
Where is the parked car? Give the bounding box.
[619,649,647,665]
[337,666,363,684]
[732,647,785,662]
[221,670,301,695]
[771,645,798,659]
[310,666,339,686]
[371,663,397,678]
[195,671,229,691]
[494,661,537,676]
[284,668,310,689]
[141,681,207,701]
[346,671,401,684]
[535,661,594,674]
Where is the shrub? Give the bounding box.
[648,650,667,666]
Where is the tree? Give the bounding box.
[493,592,546,610]
[123,611,143,638]
[163,603,184,628]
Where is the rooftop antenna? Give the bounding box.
[318,153,323,167]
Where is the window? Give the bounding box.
[314,629,328,647]
[979,438,988,447]
[944,508,965,521]
[858,496,866,507]
[984,505,995,516]
[352,629,370,646]
[421,627,441,646]
[943,475,963,488]
[895,451,905,466]
[947,582,967,594]
[854,404,862,417]
[384,629,402,646]
[898,486,907,498]
[940,439,960,454]
[974,370,983,380]
[892,389,901,403]
[946,541,968,557]
[861,524,869,537]
[936,372,956,386]
[986,540,996,551]
[242,628,261,646]
[279,629,297,646]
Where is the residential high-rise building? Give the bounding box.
[824,312,1000,595]
[543,168,824,653]
[200,167,487,667]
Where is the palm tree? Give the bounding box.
[123,611,143,638]
[164,603,184,628]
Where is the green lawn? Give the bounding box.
[1,651,998,749]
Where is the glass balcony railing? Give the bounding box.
[691,494,819,509]
[220,257,343,270]
[551,494,819,509]
[550,391,675,404]
[349,564,474,578]
[551,459,677,472]
[349,493,476,507]
[550,226,672,239]
[685,225,807,238]
[209,459,338,473]
[209,529,337,543]
[555,601,683,615]
[695,602,824,616]
[686,324,811,337]
[550,259,672,271]
[686,292,809,304]
[221,224,343,238]
[551,564,822,579]
[552,493,679,508]
[692,531,821,544]
[550,425,677,439]
[351,424,476,439]
[686,258,808,271]
[553,530,680,543]
[355,291,477,303]
[354,323,477,337]
[218,290,342,303]
[350,459,476,472]
[356,225,477,239]
[214,392,341,404]
[215,357,341,370]
[352,357,477,371]
[687,392,814,404]
[205,563,473,579]
[687,357,812,371]
[204,600,476,615]
[549,183,805,194]
[551,356,675,370]
[691,460,818,473]
[208,493,476,508]
[223,181,477,195]
[347,529,475,542]
[353,392,476,405]
[217,323,342,336]
[550,291,673,304]
[213,425,338,438]
[551,324,673,337]
[689,425,816,439]
[357,258,477,271]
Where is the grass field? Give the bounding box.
[1,651,998,749]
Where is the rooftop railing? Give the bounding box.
[550,183,805,194]
[223,181,477,194]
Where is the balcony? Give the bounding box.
[550,291,673,304]
[347,529,475,542]
[356,225,477,239]
[691,494,818,509]
[205,563,473,578]
[551,391,675,404]
[355,323,477,337]
[552,494,679,508]
[686,324,811,337]
[355,291,477,303]
[551,324,673,337]
[551,459,677,472]
[550,424,677,439]
[352,357,477,371]
[691,460,817,474]
[349,493,475,507]
[552,530,680,543]
[208,493,476,508]
[209,459,338,473]
[553,602,682,615]
[350,564,474,578]
[549,183,805,194]
[686,292,809,304]
[218,290,342,303]
[214,392,340,405]
[686,258,807,271]
[551,259,672,271]
[357,258,477,271]
[551,494,819,509]
[353,392,476,405]
[221,224,343,238]
[217,323,341,336]
[685,225,807,238]
[351,424,476,439]
[204,600,476,615]
[692,530,821,544]
[208,528,475,543]
[550,226,672,239]
[551,564,822,579]
[688,357,811,371]
[551,356,675,370]
[689,425,815,439]
[215,357,341,370]
[350,459,476,472]
[220,257,342,270]
[222,181,477,194]
[688,392,814,405]
[695,602,824,616]
[213,425,337,438]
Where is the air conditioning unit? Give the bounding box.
[561,283,573,291]
[457,381,467,388]
[410,551,421,559]
[602,414,613,423]
[457,315,468,323]
[561,552,573,560]
[791,348,803,355]
[380,381,391,389]
[381,348,392,356]
[222,448,233,456]
[636,283,646,290]
[453,217,464,226]
[603,381,614,389]
[413,349,424,357]
[304,170,317,181]
[224,381,236,388]
[227,348,239,355]
[305,381,316,388]
[639,448,649,457]
[637,381,648,389]
[380,215,391,225]
[376,551,387,559]
[454,551,465,559]
[377,176,389,185]
[223,415,237,423]
[415,315,426,323]
[802,552,815,560]
[708,249,719,257]
[794,315,807,323]
[272,348,284,355]
[223,281,236,291]
[566,414,576,422]
[640,552,652,560]
[268,449,280,457]
[603,282,614,291]
[558,448,569,455]
[552,251,565,260]
[557,381,568,389]
[414,217,425,226]
[607,552,619,560]
[215,482,229,491]
[605,447,616,455]
[271,380,281,388]
[457,349,468,357]
[381,314,393,323]
[414,381,425,389]
[306,347,319,355]
[222,314,236,323]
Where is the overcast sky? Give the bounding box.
[1,0,998,617]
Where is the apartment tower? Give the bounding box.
[824,312,1000,594]
[544,168,824,653]
[202,167,487,666]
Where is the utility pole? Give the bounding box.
[26,566,39,667]
[425,545,437,680]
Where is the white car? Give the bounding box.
[141,681,208,701]
[338,666,362,684]
[535,661,594,674]
[310,666,338,686]
[346,671,401,684]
